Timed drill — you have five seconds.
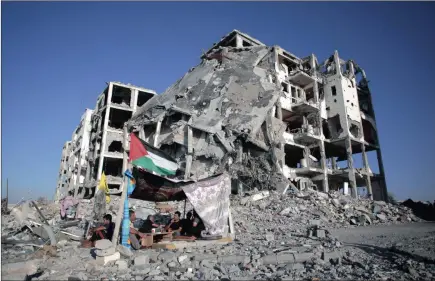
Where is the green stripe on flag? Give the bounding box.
[132,156,176,176]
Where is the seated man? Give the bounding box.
[190,216,205,238]
[128,210,149,250]
[165,211,183,235]
[139,215,164,234]
[81,214,114,248]
[180,211,193,236]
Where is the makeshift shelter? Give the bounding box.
[112,132,234,247]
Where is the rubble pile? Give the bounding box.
[2,192,435,281]
[231,189,421,243]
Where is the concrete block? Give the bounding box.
[376,213,387,221]
[276,253,295,264]
[218,255,249,264]
[134,255,150,266]
[261,254,278,265]
[115,260,129,271]
[322,251,341,265]
[309,219,321,226]
[96,252,120,265]
[315,229,326,238]
[95,239,112,250]
[95,247,116,257]
[293,253,314,263]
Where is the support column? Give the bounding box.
[376,148,388,202]
[237,144,243,195]
[185,120,193,180]
[303,147,310,168]
[276,102,285,168]
[311,54,329,193]
[331,157,337,169]
[345,137,357,198]
[153,119,162,147]
[73,154,83,198]
[361,143,373,200]
[97,83,113,180]
[132,89,138,113]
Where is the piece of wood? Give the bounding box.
[31,201,49,225]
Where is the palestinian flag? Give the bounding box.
[129,133,178,177]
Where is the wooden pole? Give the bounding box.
[183,199,187,218]
[112,125,129,247]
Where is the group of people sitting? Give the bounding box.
[81,209,205,250]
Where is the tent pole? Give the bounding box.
[183,198,187,218]
[112,125,129,247]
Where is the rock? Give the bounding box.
[376,214,387,221]
[149,269,160,276]
[96,252,120,266]
[322,251,341,265]
[95,247,116,257]
[167,261,178,268]
[115,260,128,271]
[2,260,40,276]
[200,260,214,269]
[134,255,150,266]
[355,206,371,215]
[178,255,188,264]
[279,208,291,216]
[372,205,382,214]
[95,239,112,250]
[117,245,133,258]
[265,233,274,241]
[158,251,176,261]
[315,229,326,238]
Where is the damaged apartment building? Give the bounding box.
[54,82,156,200]
[127,30,388,201]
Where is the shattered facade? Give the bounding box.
[83,82,156,197]
[54,141,72,202]
[55,109,94,201]
[55,82,156,200]
[128,30,388,201]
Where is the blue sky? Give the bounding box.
[2,2,434,203]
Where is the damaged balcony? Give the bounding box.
[102,157,123,190]
[104,131,124,158]
[283,144,324,180]
[107,108,132,132]
[283,114,321,146]
[111,84,133,110]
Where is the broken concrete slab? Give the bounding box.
[96,252,120,265]
[95,239,112,250]
[1,260,40,276]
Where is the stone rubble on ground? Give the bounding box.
[1,191,434,281]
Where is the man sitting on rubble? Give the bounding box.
[128,210,149,250]
[139,215,164,234]
[81,214,114,248]
[165,211,183,236]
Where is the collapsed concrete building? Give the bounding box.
[54,109,94,202]
[55,141,72,202]
[72,82,157,198]
[127,30,388,201]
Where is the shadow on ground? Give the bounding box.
[343,242,435,265]
[401,200,435,221]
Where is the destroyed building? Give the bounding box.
[54,109,93,201]
[54,141,71,202]
[127,30,388,201]
[54,82,157,200]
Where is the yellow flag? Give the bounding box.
[99,172,111,204]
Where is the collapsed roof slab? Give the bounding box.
[128,46,288,190]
